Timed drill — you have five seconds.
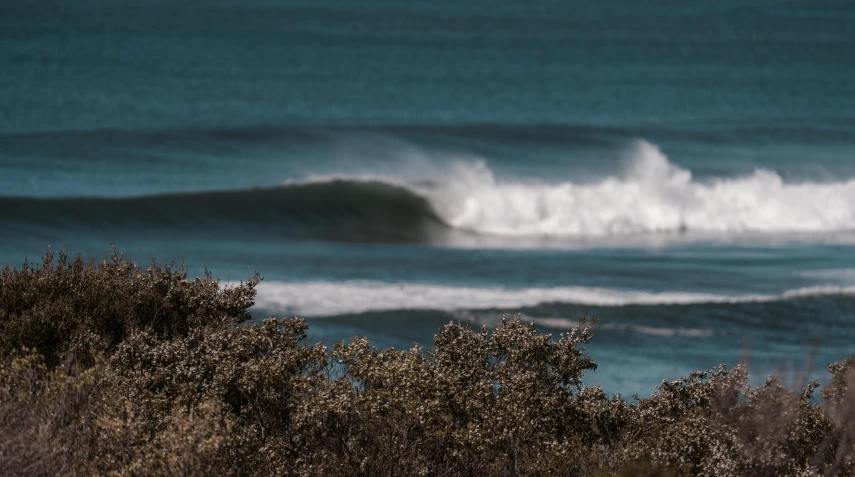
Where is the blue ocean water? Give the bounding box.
[2,0,854,395]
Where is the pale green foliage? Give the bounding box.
[1,250,855,476]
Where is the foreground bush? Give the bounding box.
[1,250,855,476]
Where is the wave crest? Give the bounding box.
[419,140,855,237]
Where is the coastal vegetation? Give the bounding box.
[1,249,854,476]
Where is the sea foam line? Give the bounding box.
[238,281,855,317]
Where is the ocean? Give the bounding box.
[1,0,854,396]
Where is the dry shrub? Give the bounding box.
[0,247,257,366]
[1,249,855,476]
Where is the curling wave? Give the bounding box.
[3,140,854,244]
[0,180,449,243]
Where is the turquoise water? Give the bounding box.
[2,0,854,395]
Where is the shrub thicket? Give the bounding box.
[1,249,854,476]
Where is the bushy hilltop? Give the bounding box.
[2,250,855,476]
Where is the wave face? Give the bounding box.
[3,139,855,244]
[247,280,855,317]
[415,140,855,237]
[0,180,449,243]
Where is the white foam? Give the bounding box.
[782,285,855,299]
[239,281,855,317]
[416,140,855,237]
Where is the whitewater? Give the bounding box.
[246,280,855,317]
[341,140,855,238]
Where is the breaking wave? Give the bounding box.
[414,140,855,237]
[3,140,854,244]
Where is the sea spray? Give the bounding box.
[417,140,855,236]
